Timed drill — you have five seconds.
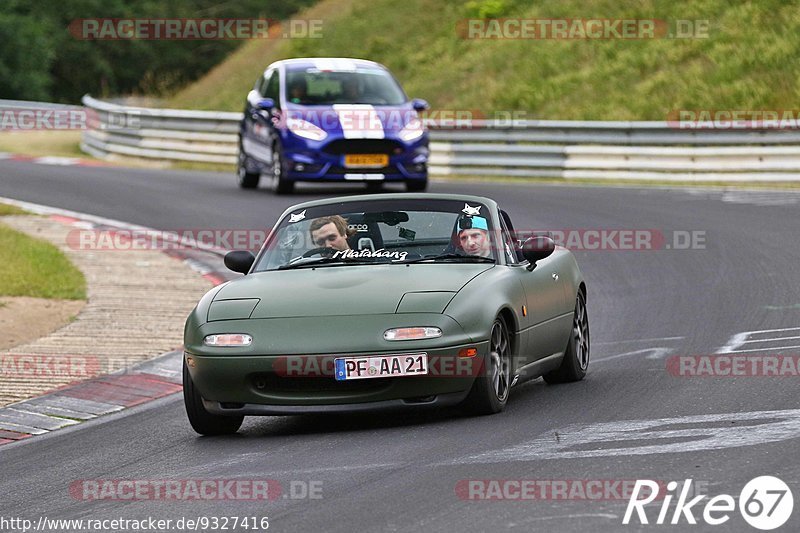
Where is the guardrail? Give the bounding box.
[21,96,800,180]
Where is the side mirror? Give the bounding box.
[521,236,555,270]
[411,98,429,111]
[224,250,255,274]
[256,98,275,110]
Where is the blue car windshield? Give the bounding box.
[285,68,407,106]
[253,199,498,271]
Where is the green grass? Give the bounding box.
[169,0,800,120]
[0,131,84,158]
[0,223,86,300]
[0,203,29,216]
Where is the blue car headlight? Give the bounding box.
[287,118,328,141]
[398,118,425,142]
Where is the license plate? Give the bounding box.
[335,353,428,381]
[344,154,388,168]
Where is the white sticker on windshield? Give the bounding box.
[289,210,306,223]
[332,248,408,262]
[462,204,481,216]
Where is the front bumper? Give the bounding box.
[202,390,471,416]
[184,341,488,410]
[281,133,429,182]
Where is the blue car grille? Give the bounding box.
[322,139,405,155]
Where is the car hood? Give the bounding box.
[284,103,418,136]
[210,263,492,319]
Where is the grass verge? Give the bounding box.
[169,0,800,120]
[0,203,29,216]
[0,131,84,158]
[0,205,86,300]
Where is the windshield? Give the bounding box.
[285,67,407,106]
[254,199,497,272]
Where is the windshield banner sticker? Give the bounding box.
[289,210,306,223]
[332,248,408,261]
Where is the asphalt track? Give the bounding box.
[1,161,799,532]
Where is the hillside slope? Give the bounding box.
[170,0,800,120]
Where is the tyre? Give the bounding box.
[462,316,511,415]
[183,360,244,436]
[271,143,294,195]
[544,290,589,384]
[406,179,428,192]
[237,147,260,189]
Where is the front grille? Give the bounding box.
[252,373,391,394]
[322,139,404,155]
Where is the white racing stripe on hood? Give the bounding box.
[312,58,357,71]
[333,104,385,139]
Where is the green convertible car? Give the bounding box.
[183,193,589,435]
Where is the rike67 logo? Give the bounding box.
[624,476,794,530]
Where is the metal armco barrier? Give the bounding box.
[56,96,800,180]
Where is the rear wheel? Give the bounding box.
[406,179,428,192]
[183,360,244,435]
[463,316,511,415]
[271,143,294,195]
[544,291,589,384]
[237,148,260,189]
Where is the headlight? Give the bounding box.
[286,118,327,141]
[203,334,253,347]
[398,118,425,142]
[384,327,442,341]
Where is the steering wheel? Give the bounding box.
[301,247,334,258]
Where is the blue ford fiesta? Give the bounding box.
[237,58,430,194]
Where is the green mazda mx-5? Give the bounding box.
[183,193,589,435]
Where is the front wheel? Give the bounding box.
[183,360,244,435]
[271,143,294,195]
[462,316,511,415]
[543,291,589,384]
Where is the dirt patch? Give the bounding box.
[0,297,86,351]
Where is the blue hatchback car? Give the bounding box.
[237,58,430,194]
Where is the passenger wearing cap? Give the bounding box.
[457,215,493,258]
